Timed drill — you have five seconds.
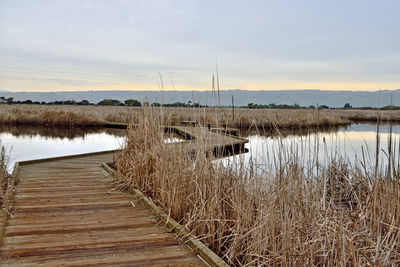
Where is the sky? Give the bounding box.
[0,0,399,92]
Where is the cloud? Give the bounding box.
[0,0,399,91]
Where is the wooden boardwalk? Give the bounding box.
[0,151,207,266]
[166,126,248,156]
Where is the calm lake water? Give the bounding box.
[0,125,125,172]
[0,125,187,172]
[218,123,400,174]
[2,123,399,174]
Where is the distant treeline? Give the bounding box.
[0,97,142,107]
[1,96,399,110]
[244,102,400,110]
[0,97,208,108]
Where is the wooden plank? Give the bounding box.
[8,208,151,224]
[13,197,134,207]
[1,245,202,266]
[5,218,157,236]
[14,201,134,213]
[16,181,110,189]
[15,184,112,193]
[7,206,150,221]
[13,188,116,199]
[3,227,175,246]
[13,190,126,200]
[0,152,207,266]
[14,193,129,202]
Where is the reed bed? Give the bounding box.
[162,107,351,130]
[331,109,400,123]
[0,104,135,126]
[114,108,400,266]
[0,104,349,129]
[2,104,400,129]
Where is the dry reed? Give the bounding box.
[2,104,400,130]
[0,146,11,207]
[0,104,136,126]
[331,109,400,123]
[114,108,400,266]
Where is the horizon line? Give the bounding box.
[2,88,400,93]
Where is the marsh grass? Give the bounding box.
[0,105,137,126]
[0,145,11,207]
[5,104,400,129]
[334,109,400,123]
[115,107,400,266]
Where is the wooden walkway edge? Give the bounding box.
[0,151,213,266]
[0,127,247,266]
[165,126,248,157]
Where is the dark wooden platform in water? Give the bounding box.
[0,151,207,266]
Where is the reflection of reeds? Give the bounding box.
[0,124,124,140]
[115,107,400,266]
[240,124,343,138]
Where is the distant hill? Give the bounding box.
[0,89,399,108]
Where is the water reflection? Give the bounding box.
[239,125,343,138]
[0,124,124,139]
[219,123,400,174]
[0,125,125,171]
[164,137,185,143]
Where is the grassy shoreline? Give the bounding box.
[2,104,399,130]
[114,109,400,266]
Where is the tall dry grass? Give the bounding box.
[0,104,137,126]
[331,109,400,123]
[115,108,400,266]
[0,146,11,207]
[2,104,400,130]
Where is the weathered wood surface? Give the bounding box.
[0,152,206,266]
[167,126,247,156]
[174,126,245,144]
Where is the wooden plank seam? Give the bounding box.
[101,162,229,267]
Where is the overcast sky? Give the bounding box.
[0,0,399,91]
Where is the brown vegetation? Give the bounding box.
[331,109,400,123]
[2,104,400,129]
[0,146,11,207]
[114,109,400,266]
[0,104,134,126]
[0,104,343,128]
